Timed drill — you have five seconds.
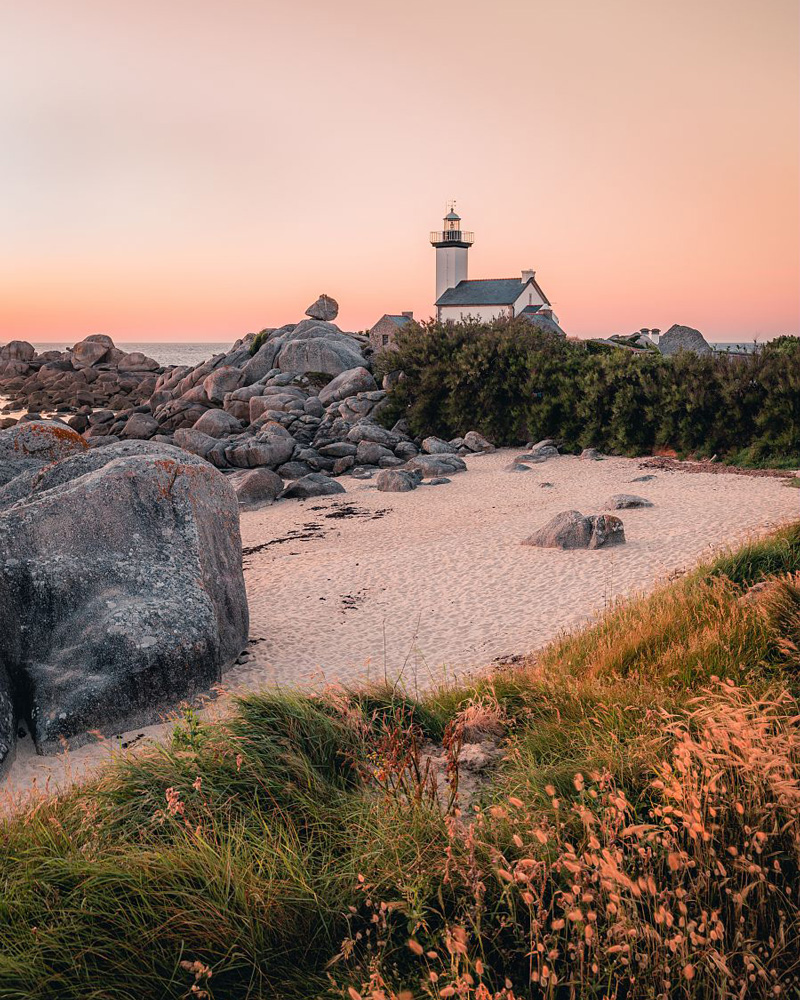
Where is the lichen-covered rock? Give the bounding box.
[0,440,189,510]
[0,448,248,773]
[522,510,626,549]
[0,420,87,487]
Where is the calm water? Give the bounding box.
[29,342,233,368]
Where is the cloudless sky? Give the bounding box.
[1,0,798,342]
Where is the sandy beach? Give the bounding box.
[5,449,798,800]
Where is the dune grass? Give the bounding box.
[2,526,800,998]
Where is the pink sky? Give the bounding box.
[1,0,798,342]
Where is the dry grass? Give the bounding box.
[2,525,800,998]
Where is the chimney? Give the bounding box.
[649,329,661,346]
[521,269,536,284]
[401,311,413,318]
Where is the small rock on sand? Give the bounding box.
[604,494,654,509]
[522,510,625,549]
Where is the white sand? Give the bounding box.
[5,450,798,802]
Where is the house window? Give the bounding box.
[382,335,390,346]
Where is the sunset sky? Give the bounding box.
[1,0,798,343]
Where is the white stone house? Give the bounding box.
[430,206,564,334]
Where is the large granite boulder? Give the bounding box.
[118,352,160,372]
[522,510,626,550]
[305,294,339,322]
[228,467,284,508]
[318,367,376,406]
[224,431,295,469]
[72,339,110,366]
[463,431,495,453]
[120,412,159,440]
[192,408,243,438]
[0,341,35,363]
[658,324,712,356]
[422,436,457,455]
[0,420,87,487]
[203,366,245,404]
[375,469,420,492]
[0,440,189,509]
[273,330,365,376]
[0,446,248,774]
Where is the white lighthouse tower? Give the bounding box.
[430,203,474,301]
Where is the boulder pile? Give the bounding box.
[0,335,163,416]
[0,428,248,775]
[0,298,497,503]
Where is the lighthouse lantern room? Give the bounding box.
[430,202,474,302]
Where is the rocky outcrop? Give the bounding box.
[658,324,712,357]
[0,299,500,505]
[0,336,164,415]
[0,442,248,774]
[522,510,626,549]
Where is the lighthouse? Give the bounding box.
[430,203,474,301]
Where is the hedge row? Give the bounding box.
[376,318,800,464]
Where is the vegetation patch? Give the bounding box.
[376,318,800,467]
[2,526,800,997]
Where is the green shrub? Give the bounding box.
[382,319,800,463]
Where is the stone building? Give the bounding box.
[369,312,414,352]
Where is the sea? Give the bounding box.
[29,342,233,368]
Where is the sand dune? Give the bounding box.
[5,449,798,801]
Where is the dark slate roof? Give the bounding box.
[519,304,542,315]
[386,314,413,327]
[436,278,525,307]
[436,276,552,308]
